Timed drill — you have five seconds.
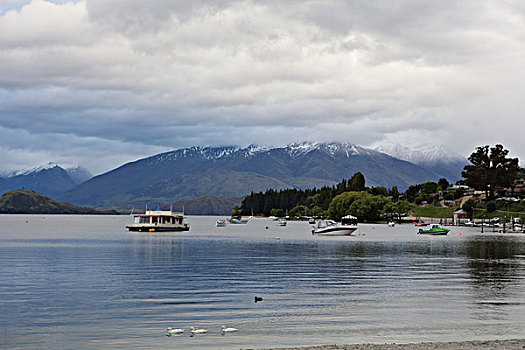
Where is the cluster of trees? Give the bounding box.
[239,144,523,221]
[241,172,413,221]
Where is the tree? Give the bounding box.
[370,186,388,196]
[461,144,520,200]
[270,208,285,217]
[231,206,242,217]
[389,186,400,201]
[421,182,438,194]
[348,172,366,191]
[437,178,450,191]
[289,205,308,217]
[405,184,421,203]
[383,200,415,222]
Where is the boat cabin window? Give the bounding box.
[152,217,158,224]
[139,216,150,224]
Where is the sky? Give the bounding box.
[1,0,524,175]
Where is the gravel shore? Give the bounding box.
[257,339,525,350]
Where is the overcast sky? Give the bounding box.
[1,0,524,175]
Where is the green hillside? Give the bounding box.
[0,189,118,214]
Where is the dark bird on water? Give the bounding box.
[254,296,263,303]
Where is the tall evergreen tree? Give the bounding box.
[461,144,520,200]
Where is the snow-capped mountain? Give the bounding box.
[6,162,61,177]
[59,142,441,208]
[65,166,93,184]
[0,163,77,197]
[374,143,467,182]
[0,163,93,198]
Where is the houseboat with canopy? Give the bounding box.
[126,209,189,232]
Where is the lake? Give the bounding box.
[0,215,524,349]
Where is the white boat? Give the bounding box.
[216,219,227,227]
[388,222,396,227]
[464,220,480,227]
[312,215,358,236]
[230,216,248,224]
[277,218,287,226]
[126,209,189,232]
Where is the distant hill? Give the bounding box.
[0,163,92,198]
[0,189,118,214]
[58,142,441,208]
[169,196,242,215]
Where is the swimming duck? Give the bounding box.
[189,327,208,334]
[220,325,238,333]
[166,327,184,334]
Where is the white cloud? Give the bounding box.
[0,0,524,173]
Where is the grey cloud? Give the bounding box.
[0,0,524,173]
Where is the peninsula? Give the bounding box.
[0,189,118,214]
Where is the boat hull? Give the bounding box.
[417,229,449,235]
[313,226,357,236]
[126,225,190,232]
[230,219,248,224]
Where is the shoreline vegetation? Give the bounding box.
[239,145,523,222]
[259,339,525,350]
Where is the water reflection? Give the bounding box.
[464,236,524,321]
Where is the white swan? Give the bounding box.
[166,327,184,334]
[189,326,208,334]
[220,325,238,332]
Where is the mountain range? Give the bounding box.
[0,163,92,198]
[374,143,466,182]
[1,142,466,213]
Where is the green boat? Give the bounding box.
[418,224,450,235]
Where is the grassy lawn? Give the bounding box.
[411,206,458,218]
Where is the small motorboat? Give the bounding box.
[414,221,429,227]
[388,222,396,227]
[230,216,248,224]
[464,220,480,227]
[216,219,227,227]
[418,224,450,235]
[277,218,287,226]
[312,215,358,236]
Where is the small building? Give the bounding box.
[453,209,469,226]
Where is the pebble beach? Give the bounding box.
[259,339,525,350]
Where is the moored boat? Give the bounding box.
[277,218,287,226]
[230,216,248,224]
[418,224,449,235]
[312,215,358,236]
[126,209,189,232]
[216,219,227,227]
[415,221,429,227]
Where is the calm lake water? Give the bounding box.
[0,215,524,349]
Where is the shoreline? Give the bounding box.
[258,339,525,350]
